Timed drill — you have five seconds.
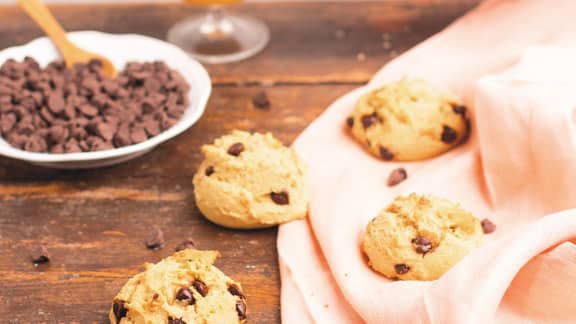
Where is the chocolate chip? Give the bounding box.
[205,166,214,176]
[47,93,65,114]
[412,236,433,254]
[112,300,128,322]
[78,140,90,152]
[40,107,55,124]
[387,168,407,186]
[394,264,410,275]
[228,284,245,299]
[361,113,379,129]
[31,244,50,264]
[192,279,209,297]
[91,139,114,151]
[48,125,69,143]
[175,287,195,305]
[236,299,247,320]
[51,143,64,153]
[379,146,394,161]
[143,118,161,137]
[114,125,132,147]
[252,91,270,109]
[93,122,116,142]
[174,238,196,252]
[144,78,161,94]
[130,125,148,143]
[346,116,354,128]
[452,105,467,116]
[270,191,289,205]
[481,218,496,234]
[145,227,164,250]
[227,142,244,156]
[79,104,99,117]
[441,125,458,144]
[24,135,47,152]
[168,317,186,324]
[1,113,16,134]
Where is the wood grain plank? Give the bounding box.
[0,1,478,84]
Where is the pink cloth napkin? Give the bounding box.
[277,1,576,323]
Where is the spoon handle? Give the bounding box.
[17,0,76,60]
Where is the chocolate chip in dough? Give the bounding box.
[412,236,433,254]
[481,218,496,234]
[205,166,214,177]
[252,91,270,109]
[168,317,186,324]
[270,191,290,205]
[387,168,407,186]
[112,300,128,321]
[227,142,244,156]
[176,287,196,305]
[394,263,410,275]
[346,116,354,128]
[31,244,50,264]
[441,125,458,144]
[236,299,247,320]
[361,112,379,129]
[174,238,196,252]
[452,105,467,116]
[192,279,209,297]
[228,284,246,299]
[379,146,394,161]
[145,227,164,250]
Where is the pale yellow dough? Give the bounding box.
[362,193,482,281]
[109,249,246,324]
[348,78,470,161]
[193,130,309,229]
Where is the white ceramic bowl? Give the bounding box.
[0,31,211,169]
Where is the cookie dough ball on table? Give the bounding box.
[109,249,247,324]
[193,130,309,229]
[362,193,482,281]
[347,78,470,161]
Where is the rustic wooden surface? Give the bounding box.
[0,1,478,323]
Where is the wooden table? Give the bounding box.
[0,1,477,323]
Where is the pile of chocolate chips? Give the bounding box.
[0,57,189,153]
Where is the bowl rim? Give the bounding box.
[0,31,212,163]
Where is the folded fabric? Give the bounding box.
[278,0,576,323]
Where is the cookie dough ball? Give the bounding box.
[193,130,309,229]
[347,78,470,161]
[109,249,247,324]
[362,193,482,281]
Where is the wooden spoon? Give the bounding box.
[17,0,116,77]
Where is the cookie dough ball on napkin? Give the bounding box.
[362,193,482,281]
[347,78,470,161]
[109,249,247,324]
[193,130,309,229]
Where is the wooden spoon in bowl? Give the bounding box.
[17,0,116,77]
